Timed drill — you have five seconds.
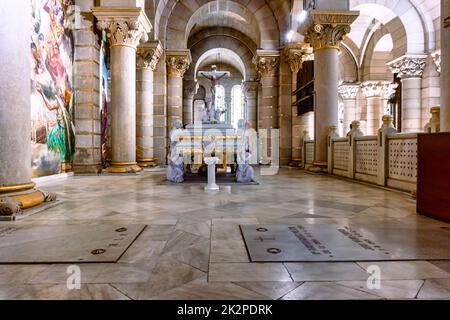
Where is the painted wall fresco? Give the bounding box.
[31,0,75,177]
[100,31,111,165]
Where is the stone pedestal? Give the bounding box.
[136,41,162,168]
[424,107,441,133]
[0,0,53,216]
[298,10,359,169]
[338,84,360,135]
[388,55,427,133]
[93,7,152,173]
[204,157,219,191]
[166,50,192,130]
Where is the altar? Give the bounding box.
[166,65,256,183]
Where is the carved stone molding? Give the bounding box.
[92,8,152,48]
[298,11,359,52]
[282,43,314,74]
[338,83,360,100]
[360,81,398,99]
[166,50,192,78]
[387,55,427,79]
[431,50,441,74]
[253,50,280,78]
[137,40,163,70]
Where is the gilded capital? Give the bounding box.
[298,11,359,52]
[166,50,192,77]
[282,43,314,74]
[92,8,152,48]
[137,40,163,70]
[253,50,280,78]
[338,83,360,100]
[387,55,427,79]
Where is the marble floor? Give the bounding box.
[0,169,449,300]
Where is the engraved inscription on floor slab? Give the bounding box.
[0,224,146,263]
[240,224,450,262]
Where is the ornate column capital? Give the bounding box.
[92,7,152,48]
[137,40,163,70]
[242,81,259,99]
[387,55,427,79]
[282,43,314,74]
[338,83,360,100]
[297,11,359,52]
[431,50,441,74]
[166,50,192,77]
[252,50,280,78]
[360,81,398,99]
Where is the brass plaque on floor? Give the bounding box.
[240,224,450,262]
[0,224,146,263]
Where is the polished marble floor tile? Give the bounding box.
[281,282,381,300]
[0,169,447,299]
[209,263,292,282]
[357,261,450,280]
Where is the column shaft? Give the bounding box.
[110,46,139,169]
[167,76,183,128]
[366,97,383,135]
[136,67,155,167]
[314,48,339,163]
[0,0,32,189]
[342,99,357,133]
[401,78,422,132]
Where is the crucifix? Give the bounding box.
[197,65,230,123]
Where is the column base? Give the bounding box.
[137,158,158,168]
[0,184,57,217]
[307,161,328,173]
[73,164,103,174]
[289,158,303,167]
[106,162,143,173]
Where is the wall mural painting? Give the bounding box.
[100,31,111,166]
[31,0,75,177]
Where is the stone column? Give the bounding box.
[283,44,313,166]
[243,81,259,130]
[0,0,53,216]
[73,0,103,174]
[136,40,162,168]
[360,81,397,135]
[253,51,280,130]
[388,55,427,133]
[338,84,359,135]
[298,11,358,170]
[183,80,197,126]
[253,50,280,164]
[93,7,152,173]
[166,50,192,129]
[441,2,450,131]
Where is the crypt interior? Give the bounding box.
[0,0,449,299]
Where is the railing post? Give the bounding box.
[327,125,339,174]
[377,115,397,186]
[348,121,363,179]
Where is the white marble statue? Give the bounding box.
[236,119,254,183]
[167,120,185,183]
